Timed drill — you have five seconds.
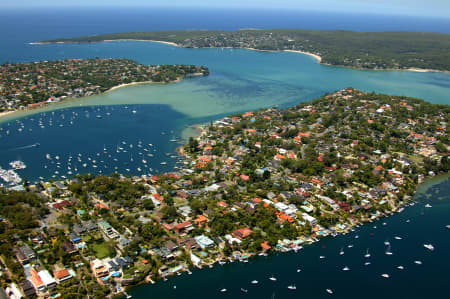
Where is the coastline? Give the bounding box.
[33,39,450,73]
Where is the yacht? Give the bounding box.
[269,276,277,281]
[319,256,326,259]
[296,269,301,273]
[220,289,227,293]
[287,285,296,290]
[326,289,333,294]
[394,236,402,240]
[364,249,371,258]
[414,260,422,265]
[381,274,390,278]
[251,280,258,284]
[397,266,404,270]
[423,244,434,251]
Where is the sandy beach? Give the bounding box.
[283,50,322,62]
[0,111,15,118]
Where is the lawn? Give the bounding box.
[92,242,113,259]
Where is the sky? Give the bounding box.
[2,0,450,19]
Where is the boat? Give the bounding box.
[384,240,390,246]
[9,160,26,170]
[296,269,301,273]
[326,289,333,294]
[342,266,350,271]
[364,262,371,266]
[397,266,404,270]
[251,280,258,284]
[394,236,402,240]
[446,225,450,229]
[381,274,390,278]
[339,248,344,255]
[132,110,137,114]
[414,260,422,265]
[319,255,326,259]
[123,292,132,299]
[385,245,393,255]
[160,162,167,165]
[425,204,432,208]
[241,288,248,293]
[287,285,296,290]
[364,249,371,258]
[46,153,52,160]
[220,288,227,292]
[269,276,277,281]
[423,244,434,251]
[347,244,353,248]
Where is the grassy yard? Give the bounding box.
[92,242,113,259]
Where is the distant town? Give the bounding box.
[0,88,448,298]
[0,59,209,113]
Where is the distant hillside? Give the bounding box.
[42,29,450,71]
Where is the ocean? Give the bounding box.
[0,7,449,299]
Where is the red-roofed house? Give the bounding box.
[232,228,253,240]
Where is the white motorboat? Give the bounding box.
[381,274,389,278]
[287,285,296,290]
[423,244,434,251]
[326,289,333,294]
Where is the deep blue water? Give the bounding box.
[0,105,186,181]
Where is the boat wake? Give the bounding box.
[8,143,40,151]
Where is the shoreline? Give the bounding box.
[0,111,15,118]
[0,78,184,122]
[33,39,450,73]
[118,173,447,295]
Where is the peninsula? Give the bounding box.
[0,88,448,298]
[0,58,209,114]
[40,29,450,71]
